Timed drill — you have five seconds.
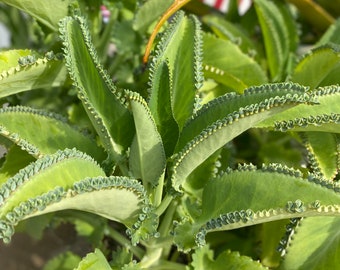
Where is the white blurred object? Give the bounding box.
[0,23,10,48]
[201,0,252,15]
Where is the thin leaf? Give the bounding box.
[257,85,340,133]
[127,91,166,190]
[0,106,106,161]
[254,0,297,81]
[0,52,67,98]
[151,11,203,130]
[60,15,134,162]
[203,33,267,92]
[148,61,179,156]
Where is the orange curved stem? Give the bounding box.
[143,0,192,64]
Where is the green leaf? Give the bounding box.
[0,51,67,98]
[148,61,179,156]
[279,217,340,270]
[0,106,106,161]
[75,249,111,270]
[60,15,134,162]
[203,33,267,92]
[127,91,166,190]
[0,144,35,185]
[172,84,314,191]
[175,164,340,250]
[1,0,72,31]
[257,85,340,132]
[202,15,263,64]
[291,45,340,88]
[44,251,81,270]
[316,18,340,46]
[190,245,266,270]
[0,148,106,242]
[133,0,172,32]
[303,132,338,180]
[151,11,203,130]
[0,149,156,244]
[0,49,30,72]
[0,149,105,218]
[176,82,310,151]
[254,0,297,81]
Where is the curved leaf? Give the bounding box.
[0,106,106,161]
[0,51,67,98]
[257,85,340,132]
[172,86,315,191]
[176,82,311,151]
[0,149,157,244]
[174,164,340,250]
[59,15,134,162]
[316,18,340,46]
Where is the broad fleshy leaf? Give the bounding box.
[279,217,340,270]
[174,164,340,250]
[0,149,156,244]
[172,83,315,191]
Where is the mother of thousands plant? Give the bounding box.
[0,0,340,269]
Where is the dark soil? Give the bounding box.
[0,223,92,270]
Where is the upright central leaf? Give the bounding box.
[149,11,203,131]
[59,16,134,163]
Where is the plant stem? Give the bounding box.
[105,226,144,260]
[155,194,173,216]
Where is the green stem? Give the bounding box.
[153,172,165,207]
[105,226,144,260]
[155,194,173,216]
[148,260,187,270]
